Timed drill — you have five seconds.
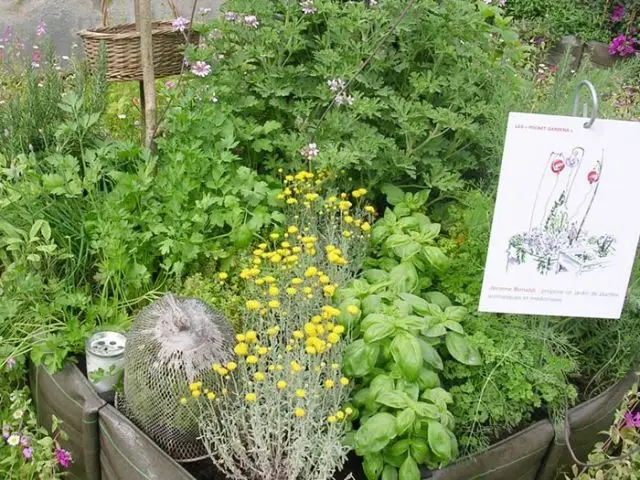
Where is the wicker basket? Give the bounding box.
[79,21,197,82]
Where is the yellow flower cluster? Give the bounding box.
[327,407,353,424]
[182,381,217,403]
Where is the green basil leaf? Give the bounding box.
[389,262,419,294]
[445,332,482,366]
[364,322,396,344]
[413,402,439,419]
[390,332,422,381]
[444,306,467,322]
[362,295,384,316]
[422,246,449,272]
[410,439,429,464]
[386,233,421,259]
[420,388,453,409]
[394,315,427,331]
[363,269,390,285]
[399,455,421,480]
[386,438,411,458]
[398,292,430,313]
[376,391,409,409]
[442,320,464,334]
[395,408,416,436]
[363,453,384,480]
[423,324,447,338]
[382,184,405,206]
[418,339,443,370]
[423,292,452,309]
[417,368,441,390]
[381,465,398,480]
[362,313,390,331]
[355,413,397,455]
[370,374,395,400]
[428,421,454,462]
[344,339,380,377]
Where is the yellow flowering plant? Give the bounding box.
[187,171,376,480]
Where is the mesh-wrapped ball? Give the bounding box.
[116,293,235,462]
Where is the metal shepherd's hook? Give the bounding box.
[571,80,599,129]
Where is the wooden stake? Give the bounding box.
[134,0,157,151]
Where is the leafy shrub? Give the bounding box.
[185,0,523,195]
[339,190,482,478]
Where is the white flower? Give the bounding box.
[171,17,190,33]
[7,434,20,446]
[191,60,212,77]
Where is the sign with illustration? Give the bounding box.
[479,112,640,319]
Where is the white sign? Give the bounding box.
[479,112,640,319]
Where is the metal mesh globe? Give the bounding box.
[116,293,235,462]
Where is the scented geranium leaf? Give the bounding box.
[344,339,380,377]
[418,339,443,370]
[399,455,420,480]
[355,413,397,455]
[396,408,416,436]
[390,332,422,380]
[381,465,399,480]
[428,421,454,462]
[363,453,384,480]
[376,391,409,409]
[445,332,482,366]
[444,306,467,322]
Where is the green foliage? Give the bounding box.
[341,195,481,477]
[0,361,68,478]
[568,380,640,479]
[186,0,524,194]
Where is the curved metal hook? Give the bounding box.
[572,80,598,129]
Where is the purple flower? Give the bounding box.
[243,15,259,28]
[335,93,354,106]
[224,11,240,22]
[22,447,33,459]
[6,357,16,369]
[611,4,625,22]
[55,448,72,469]
[36,19,47,37]
[2,424,9,439]
[31,50,41,68]
[609,34,636,57]
[171,17,190,33]
[191,61,211,77]
[165,80,176,90]
[625,412,636,428]
[300,0,317,14]
[20,435,30,447]
[199,7,212,15]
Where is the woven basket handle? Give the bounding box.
[100,0,110,27]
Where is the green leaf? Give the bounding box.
[442,320,464,334]
[41,221,52,242]
[444,306,467,322]
[355,413,397,455]
[382,184,405,205]
[410,439,429,464]
[423,292,452,309]
[389,262,419,294]
[422,246,449,272]
[29,219,44,241]
[387,234,421,259]
[370,374,395,400]
[421,388,453,408]
[417,368,441,390]
[396,408,416,436]
[381,465,398,480]
[428,421,454,462]
[390,332,422,380]
[394,315,427,331]
[445,332,482,366]
[376,391,409,409]
[399,293,430,313]
[363,269,390,284]
[412,402,439,419]
[344,339,380,377]
[386,438,411,458]
[362,313,390,331]
[363,453,384,480]
[365,322,396,344]
[362,295,384,316]
[418,339,443,370]
[399,455,420,480]
[423,324,447,338]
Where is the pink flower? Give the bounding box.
[22,447,33,459]
[224,11,240,22]
[300,0,317,14]
[300,143,320,160]
[327,78,346,93]
[587,170,599,184]
[625,412,636,428]
[165,80,176,90]
[199,7,212,15]
[55,448,72,469]
[191,61,211,77]
[551,159,565,174]
[36,19,47,37]
[6,357,15,369]
[609,34,636,57]
[611,4,625,22]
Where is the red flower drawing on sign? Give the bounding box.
[551,159,565,174]
[587,170,599,184]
